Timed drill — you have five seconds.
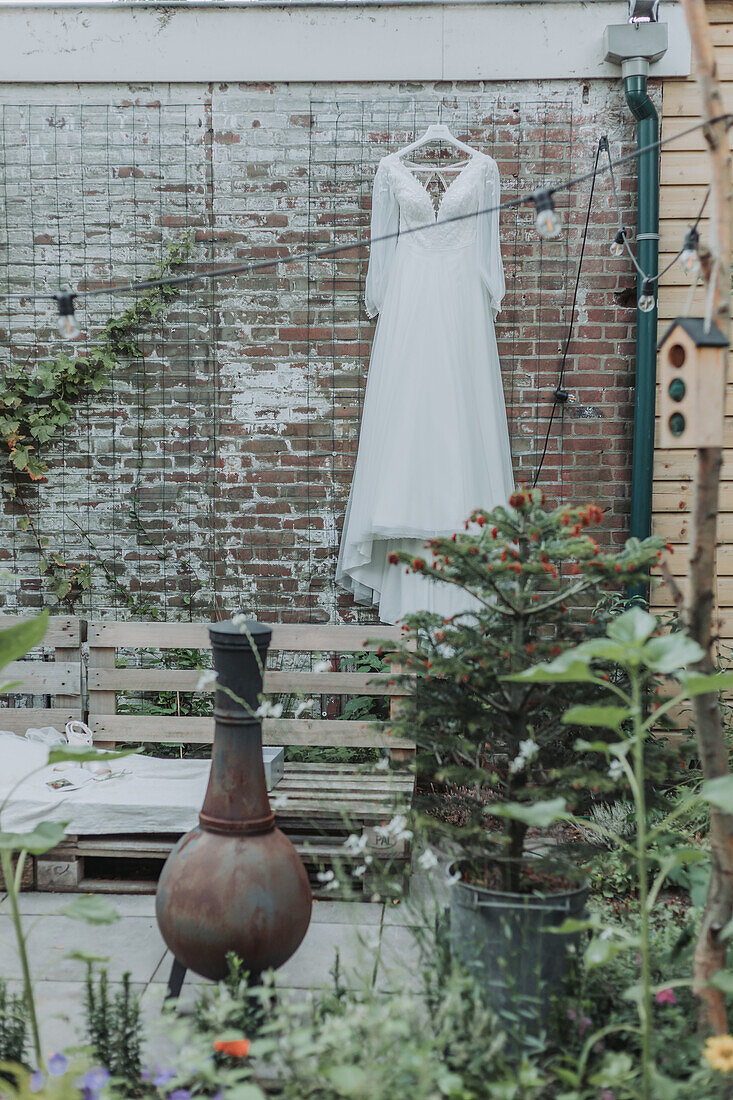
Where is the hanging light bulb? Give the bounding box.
[638,278,656,313]
[532,190,562,240]
[53,288,80,341]
[679,226,700,277]
[610,228,626,257]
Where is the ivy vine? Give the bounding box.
[1,235,193,602]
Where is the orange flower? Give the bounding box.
[214,1039,251,1058]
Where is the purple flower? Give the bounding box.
[83,1067,111,1092]
[141,1069,152,1081]
[48,1053,69,1076]
[169,1091,191,1100]
[29,1071,45,1093]
[578,1015,592,1034]
[153,1069,176,1088]
[566,1008,576,1021]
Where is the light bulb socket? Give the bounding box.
[532,189,556,217]
[682,226,699,254]
[554,386,570,404]
[54,290,77,318]
[640,278,655,299]
[614,228,626,247]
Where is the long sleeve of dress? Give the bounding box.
[477,157,505,320]
[365,160,399,319]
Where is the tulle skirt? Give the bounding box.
[336,237,514,624]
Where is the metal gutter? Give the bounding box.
[625,63,659,545]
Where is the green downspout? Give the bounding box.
[625,65,659,544]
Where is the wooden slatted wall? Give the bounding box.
[652,5,733,640]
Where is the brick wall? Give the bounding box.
[0,78,649,624]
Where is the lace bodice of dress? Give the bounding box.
[364,148,505,320]
[383,152,488,250]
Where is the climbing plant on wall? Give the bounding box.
[0,235,193,602]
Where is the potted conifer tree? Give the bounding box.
[385,487,665,1025]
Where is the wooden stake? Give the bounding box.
[679,0,733,1036]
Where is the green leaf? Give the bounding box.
[61,895,119,925]
[549,916,602,935]
[490,798,568,827]
[0,821,67,855]
[0,610,48,671]
[506,660,595,684]
[682,671,733,698]
[585,936,626,969]
[562,705,630,730]
[47,745,136,765]
[701,775,733,813]
[643,634,705,673]
[607,606,657,645]
[707,969,733,994]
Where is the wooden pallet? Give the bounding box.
[37,763,414,897]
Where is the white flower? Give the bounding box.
[418,848,439,871]
[313,659,332,674]
[294,699,316,718]
[375,814,413,843]
[232,613,248,631]
[509,738,539,775]
[196,671,217,691]
[608,758,625,782]
[270,794,289,810]
[316,870,335,883]
[375,755,390,772]
[445,868,461,886]
[324,878,340,892]
[353,864,367,878]
[343,833,369,854]
[256,700,283,719]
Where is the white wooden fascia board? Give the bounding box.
[0,2,692,83]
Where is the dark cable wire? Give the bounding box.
[533,136,602,488]
[1,112,730,308]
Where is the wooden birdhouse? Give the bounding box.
[658,317,729,448]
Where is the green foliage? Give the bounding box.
[1,235,193,603]
[385,490,665,890]
[0,980,27,1068]
[84,969,142,1090]
[516,606,721,1100]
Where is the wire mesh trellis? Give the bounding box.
[0,92,579,624]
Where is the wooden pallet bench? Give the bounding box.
[35,620,415,896]
[0,615,83,735]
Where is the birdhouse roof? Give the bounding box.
[658,317,729,351]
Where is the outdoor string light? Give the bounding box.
[679,226,701,277]
[53,288,80,341]
[0,112,725,332]
[532,189,562,240]
[638,278,656,314]
[610,228,627,257]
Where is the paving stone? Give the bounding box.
[310,899,383,925]
[11,892,156,917]
[0,914,167,984]
[374,925,423,993]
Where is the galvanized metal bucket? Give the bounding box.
[449,862,588,1030]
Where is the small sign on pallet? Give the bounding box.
[658,317,729,448]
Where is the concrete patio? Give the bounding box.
[0,890,428,1061]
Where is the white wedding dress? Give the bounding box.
[336,149,515,624]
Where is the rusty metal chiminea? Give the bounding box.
[156,620,312,984]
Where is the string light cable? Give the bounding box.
[602,134,712,307]
[0,110,729,326]
[532,135,604,487]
